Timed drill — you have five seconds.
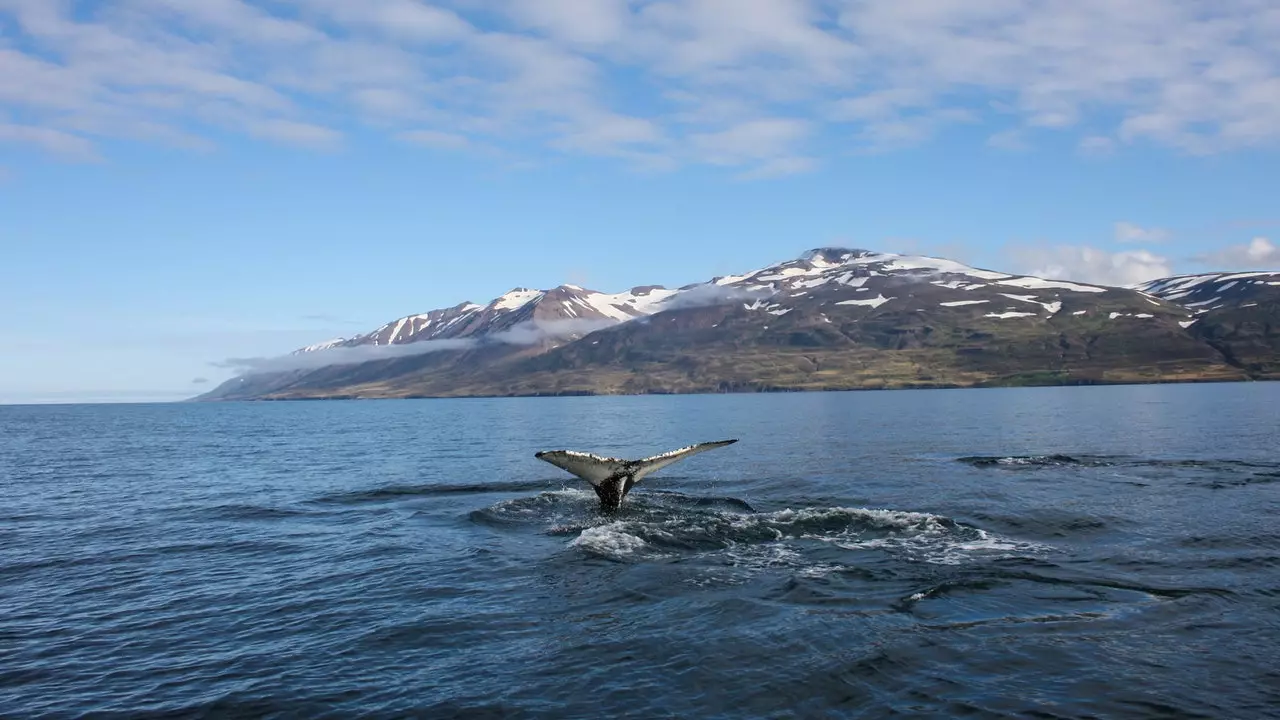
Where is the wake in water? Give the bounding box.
[470,488,1047,572]
[958,454,1280,488]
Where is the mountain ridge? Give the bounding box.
[198,248,1279,401]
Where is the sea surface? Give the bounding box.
[2,383,1278,719]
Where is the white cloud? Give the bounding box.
[1114,221,1170,243]
[1078,135,1116,156]
[1,0,1278,171]
[398,129,471,149]
[0,122,100,160]
[1011,245,1174,287]
[215,317,617,374]
[503,0,629,46]
[736,156,817,180]
[247,119,342,148]
[986,129,1029,151]
[1194,237,1280,269]
[689,118,811,172]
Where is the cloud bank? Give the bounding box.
[666,282,775,309]
[213,317,619,374]
[1194,237,1280,269]
[3,0,1278,177]
[1011,246,1174,287]
[213,280,776,375]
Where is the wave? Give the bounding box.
[202,503,314,521]
[957,455,1280,489]
[315,479,556,505]
[957,454,1113,467]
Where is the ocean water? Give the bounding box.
[2,383,1278,719]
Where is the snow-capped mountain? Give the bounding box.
[300,247,1139,355]
[707,247,1117,320]
[1136,271,1280,314]
[301,284,682,352]
[198,247,1278,401]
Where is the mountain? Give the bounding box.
[197,248,1277,401]
[1137,271,1280,377]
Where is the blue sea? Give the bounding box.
[2,383,1278,718]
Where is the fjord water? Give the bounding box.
[2,385,1278,719]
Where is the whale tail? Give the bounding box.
[535,439,738,511]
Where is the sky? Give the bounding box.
[2,0,1279,403]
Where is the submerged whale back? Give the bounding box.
[535,440,738,511]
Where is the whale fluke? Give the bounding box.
[535,439,738,512]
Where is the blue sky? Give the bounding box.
[2,0,1279,403]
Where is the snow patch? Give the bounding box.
[297,337,347,353]
[835,294,893,308]
[494,289,543,311]
[795,277,831,289]
[756,267,812,281]
[939,300,989,307]
[999,277,1106,293]
[985,311,1037,319]
[1185,297,1223,308]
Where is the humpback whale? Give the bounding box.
[535,439,739,512]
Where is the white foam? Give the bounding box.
[571,524,649,556]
